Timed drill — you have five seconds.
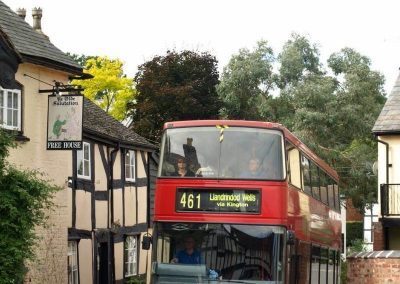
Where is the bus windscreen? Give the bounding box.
[153,222,285,283]
[158,126,285,180]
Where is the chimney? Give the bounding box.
[16,8,26,20]
[32,7,47,37]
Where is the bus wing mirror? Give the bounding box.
[142,234,152,250]
[287,230,296,245]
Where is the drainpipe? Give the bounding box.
[109,143,120,284]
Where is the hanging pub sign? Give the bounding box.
[47,95,83,150]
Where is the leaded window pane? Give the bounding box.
[125,150,135,181]
[7,92,12,108]
[7,109,12,125]
[77,142,91,179]
[13,110,17,127]
[125,236,138,277]
[0,88,20,130]
[13,92,18,108]
[84,160,90,176]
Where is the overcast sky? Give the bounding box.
[5,0,400,94]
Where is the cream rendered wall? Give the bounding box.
[114,189,123,226]
[75,190,92,230]
[137,150,147,178]
[136,151,148,224]
[125,187,136,226]
[96,200,108,228]
[94,144,108,191]
[68,188,73,227]
[377,136,400,215]
[137,187,147,224]
[114,150,122,181]
[115,242,124,280]
[93,143,112,229]
[139,233,150,275]
[79,239,93,284]
[7,63,72,283]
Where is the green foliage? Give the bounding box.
[278,33,323,87]
[71,55,135,121]
[346,222,364,248]
[132,50,220,142]
[66,53,96,68]
[219,34,386,210]
[347,238,367,254]
[218,40,275,120]
[0,130,59,283]
[341,258,348,284]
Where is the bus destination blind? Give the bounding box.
[176,188,260,213]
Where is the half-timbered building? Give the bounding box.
[70,98,156,284]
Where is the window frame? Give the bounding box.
[77,141,91,180]
[125,149,136,182]
[0,86,21,131]
[301,155,312,196]
[68,240,79,284]
[124,235,139,277]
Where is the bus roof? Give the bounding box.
[163,120,339,181]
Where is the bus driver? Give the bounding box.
[171,236,201,264]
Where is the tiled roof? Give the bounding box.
[0,1,81,72]
[373,72,400,134]
[83,98,156,150]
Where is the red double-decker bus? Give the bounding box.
[146,120,341,284]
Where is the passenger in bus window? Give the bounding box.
[240,158,263,178]
[172,158,195,177]
[171,236,202,264]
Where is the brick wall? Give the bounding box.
[373,222,385,251]
[347,251,400,283]
[24,190,68,283]
[346,198,363,222]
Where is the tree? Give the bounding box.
[219,34,386,211]
[132,50,220,143]
[217,40,275,120]
[0,130,59,283]
[71,56,135,121]
[278,33,323,88]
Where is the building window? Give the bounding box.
[125,236,138,277]
[77,142,91,179]
[68,241,79,284]
[125,150,136,182]
[0,87,21,131]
